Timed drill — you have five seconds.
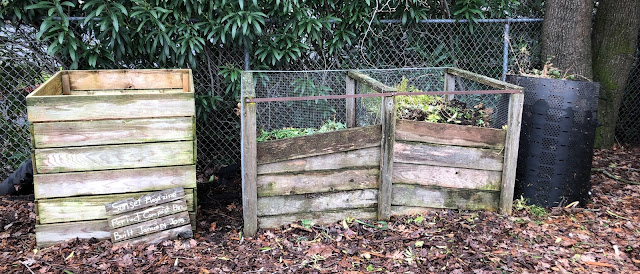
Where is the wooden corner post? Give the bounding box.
[443,71,456,101]
[499,91,524,214]
[241,72,258,236]
[378,95,396,220]
[345,74,357,128]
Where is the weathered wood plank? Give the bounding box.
[34,141,195,174]
[36,219,110,247]
[257,189,378,216]
[257,147,379,175]
[241,71,258,237]
[395,119,506,149]
[257,125,382,164]
[257,168,379,197]
[392,184,499,211]
[346,70,396,93]
[105,187,184,216]
[37,189,195,224]
[445,68,523,90]
[108,199,188,229]
[391,206,434,216]
[392,163,502,191]
[378,96,396,221]
[27,92,195,122]
[443,72,456,101]
[117,224,193,246]
[500,92,524,214]
[36,214,196,247]
[61,73,70,95]
[67,69,188,90]
[27,72,62,97]
[110,211,190,242]
[258,208,377,229]
[67,89,184,95]
[32,117,194,148]
[34,165,195,199]
[345,75,357,128]
[393,142,503,171]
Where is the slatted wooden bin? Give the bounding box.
[241,68,524,236]
[26,69,197,247]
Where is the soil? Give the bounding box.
[1,148,639,273]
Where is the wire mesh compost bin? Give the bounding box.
[26,70,197,247]
[240,68,524,236]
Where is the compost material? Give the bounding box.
[1,148,639,272]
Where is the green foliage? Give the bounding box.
[257,119,346,142]
[1,0,538,70]
[513,196,547,217]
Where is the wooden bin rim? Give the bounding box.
[27,69,194,98]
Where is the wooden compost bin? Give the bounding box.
[26,69,197,247]
[240,68,524,236]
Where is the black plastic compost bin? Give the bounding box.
[506,75,599,207]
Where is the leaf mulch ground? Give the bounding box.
[1,148,639,273]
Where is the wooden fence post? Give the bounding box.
[241,72,258,236]
[378,95,396,220]
[345,75,357,128]
[499,92,524,214]
[443,72,456,101]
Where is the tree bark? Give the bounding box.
[592,0,640,148]
[541,0,594,79]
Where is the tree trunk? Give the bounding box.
[540,0,594,79]
[592,0,640,148]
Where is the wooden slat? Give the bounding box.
[36,219,110,247]
[27,72,62,97]
[395,119,506,149]
[257,168,379,197]
[67,69,187,90]
[257,125,382,164]
[443,72,456,101]
[392,184,499,211]
[346,70,396,93]
[257,189,378,216]
[61,73,70,95]
[67,89,184,95]
[34,165,195,199]
[445,68,523,90]
[117,224,193,246]
[257,147,379,175]
[34,141,195,174]
[27,92,195,122]
[258,208,377,229]
[345,75,357,128]
[111,211,190,242]
[108,199,188,229]
[32,117,194,148]
[391,206,434,216]
[37,189,195,224]
[393,142,504,171]
[500,92,524,214]
[105,187,184,216]
[241,71,258,237]
[378,96,396,221]
[36,214,196,247]
[393,163,502,190]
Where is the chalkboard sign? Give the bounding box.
[105,187,193,245]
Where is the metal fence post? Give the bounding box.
[502,20,511,82]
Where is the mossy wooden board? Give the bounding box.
[258,208,377,229]
[34,141,195,174]
[392,163,502,191]
[391,184,499,211]
[32,117,194,148]
[257,189,378,216]
[35,212,196,247]
[257,147,380,175]
[37,188,196,224]
[395,119,506,149]
[393,142,503,171]
[34,165,196,199]
[257,168,379,197]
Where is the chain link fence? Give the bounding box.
[616,41,640,146]
[3,18,635,182]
